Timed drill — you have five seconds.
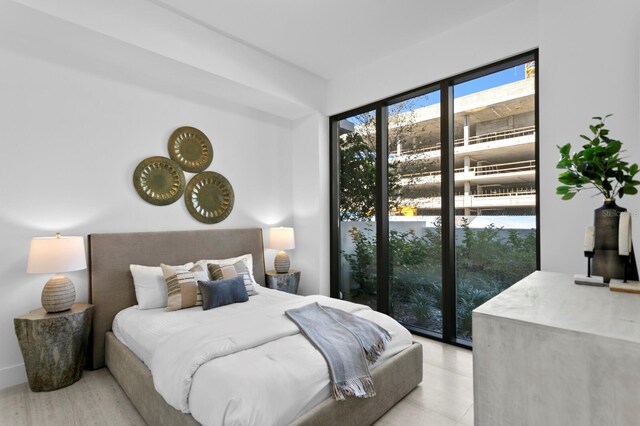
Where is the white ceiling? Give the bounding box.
[150,0,517,80]
[6,0,519,119]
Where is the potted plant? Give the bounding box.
[556,114,640,281]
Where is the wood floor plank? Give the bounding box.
[1,369,145,426]
[0,336,473,426]
[0,383,28,426]
[374,396,460,426]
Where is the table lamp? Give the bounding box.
[27,233,87,313]
[269,227,295,273]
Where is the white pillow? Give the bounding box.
[195,254,260,292]
[130,262,194,309]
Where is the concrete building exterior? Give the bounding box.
[390,72,536,218]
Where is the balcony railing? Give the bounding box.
[390,125,536,158]
[471,189,536,198]
[459,125,536,146]
[401,159,536,183]
[400,189,536,209]
[473,159,536,176]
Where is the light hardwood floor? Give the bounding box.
[0,336,473,426]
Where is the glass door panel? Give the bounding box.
[453,62,538,341]
[387,91,443,334]
[338,111,377,309]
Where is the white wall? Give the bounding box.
[326,0,539,115]
[0,46,294,389]
[2,1,325,120]
[291,113,330,296]
[538,0,640,274]
[327,0,640,277]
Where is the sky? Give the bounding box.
[455,64,526,98]
[405,63,527,109]
[346,63,529,123]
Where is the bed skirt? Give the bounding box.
[105,331,423,426]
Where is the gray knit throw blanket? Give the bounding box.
[285,302,391,400]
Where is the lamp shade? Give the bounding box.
[268,227,295,250]
[27,234,87,274]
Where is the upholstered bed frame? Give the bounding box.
[88,228,422,426]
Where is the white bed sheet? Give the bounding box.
[113,285,295,367]
[112,286,413,426]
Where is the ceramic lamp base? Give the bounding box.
[42,274,76,313]
[274,251,290,274]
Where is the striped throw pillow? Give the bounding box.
[207,261,257,296]
[161,263,209,311]
[208,264,238,281]
[195,254,260,292]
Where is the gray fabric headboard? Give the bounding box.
[87,228,266,370]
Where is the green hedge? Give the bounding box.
[343,219,536,340]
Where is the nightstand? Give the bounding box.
[265,269,301,294]
[14,303,94,392]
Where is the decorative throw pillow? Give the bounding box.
[208,264,238,281]
[161,263,209,311]
[195,254,260,293]
[230,261,258,296]
[198,276,249,310]
[130,263,194,309]
[207,260,257,296]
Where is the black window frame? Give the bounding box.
[330,49,540,348]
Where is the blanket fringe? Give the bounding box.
[364,331,392,364]
[332,376,377,401]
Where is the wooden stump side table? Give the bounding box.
[14,303,94,392]
[265,270,301,294]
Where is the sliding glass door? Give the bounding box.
[453,63,537,342]
[330,51,539,346]
[387,92,443,334]
[336,110,378,310]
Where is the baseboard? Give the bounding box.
[0,363,27,390]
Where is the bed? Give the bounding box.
[87,228,423,426]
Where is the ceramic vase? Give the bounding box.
[592,199,626,282]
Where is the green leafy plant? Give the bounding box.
[456,278,497,340]
[343,219,536,339]
[556,114,640,200]
[339,132,402,221]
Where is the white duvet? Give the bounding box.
[113,286,412,426]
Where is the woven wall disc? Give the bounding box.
[133,156,185,206]
[168,126,213,173]
[185,172,234,224]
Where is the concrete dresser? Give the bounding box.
[473,271,640,426]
